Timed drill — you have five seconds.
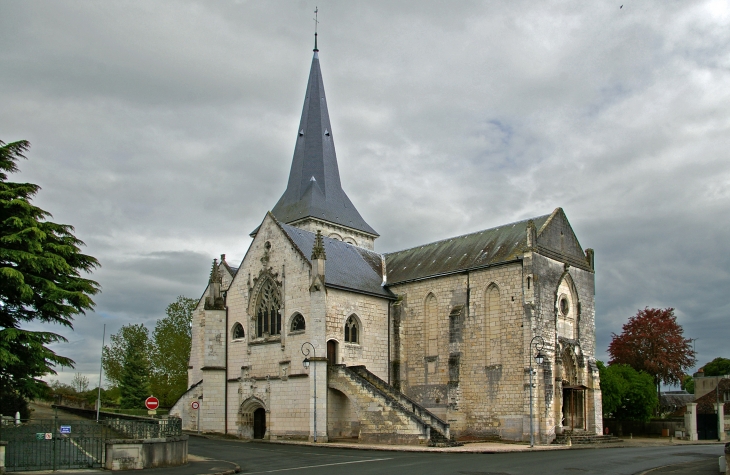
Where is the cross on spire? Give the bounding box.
[313,7,319,52]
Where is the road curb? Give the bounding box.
[187,432,726,455]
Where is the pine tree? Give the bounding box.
[0,140,100,417]
[119,334,151,409]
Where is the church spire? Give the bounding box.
[269,43,378,237]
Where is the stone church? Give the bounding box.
[170,41,602,444]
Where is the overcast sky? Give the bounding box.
[1,1,728,388]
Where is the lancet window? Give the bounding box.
[344,315,359,344]
[232,322,245,340]
[290,313,305,332]
[255,278,282,338]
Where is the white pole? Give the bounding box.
[96,324,106,422]
[197,401,201,434]
[529,363,534,447]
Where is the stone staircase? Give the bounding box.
[552,429,623,445]
[328,365,461,446]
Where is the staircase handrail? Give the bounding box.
[332,365,450,437]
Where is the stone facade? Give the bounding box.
[170,46,601,445]
[171,208,601,444]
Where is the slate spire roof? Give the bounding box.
[270,45,378,237]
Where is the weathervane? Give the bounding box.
[313,6,319,52]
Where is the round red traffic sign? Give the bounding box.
[191,401,199,410]
[145,396,159,410]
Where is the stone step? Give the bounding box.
[552,433,623,445]
[328,365,457,446]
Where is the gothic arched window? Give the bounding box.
[290,313,305,332]
[232,322,245,340]
[344,315,360,344]
[424,293,438,356]
[255,278,281,338]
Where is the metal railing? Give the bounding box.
[0,418,113,472]
[102,417,182,439]
[0,412,182,472]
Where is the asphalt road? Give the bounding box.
[188,437,723,475]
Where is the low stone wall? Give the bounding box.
[105,435,188,471]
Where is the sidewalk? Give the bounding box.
[191,431,727,454]
[15,455,239,475]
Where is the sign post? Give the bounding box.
[191,400,201,434]
[145,396,159,415]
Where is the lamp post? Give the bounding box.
[529,335,546,448]
[301,342,317,442]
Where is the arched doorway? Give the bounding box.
[327,339,338,366]
[253,408,266,439]
[561,349,586,431]
[239,397,267,440]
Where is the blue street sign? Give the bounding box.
[60,425,71,434]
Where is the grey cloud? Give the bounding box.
[2,0,728,386]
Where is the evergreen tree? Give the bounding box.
[102,323,151,387]
[119,330,151,409]
[0,140,99,417]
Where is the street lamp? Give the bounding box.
[529,335,546,448]
[301,342,317,442]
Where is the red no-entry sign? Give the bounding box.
[145,396,159,410]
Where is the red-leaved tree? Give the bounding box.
[608,308,695,400]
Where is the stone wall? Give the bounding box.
[294,217,376,250]
[328,366,428,445]
[328,388,359,438]
[326,289,389,379]
[531,251,600,439]
[169,383,202,432]
[388,261,528,441]
[200,370,225,433]
[187,301,205,388]
[105,436,188,471]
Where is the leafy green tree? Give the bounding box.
[598,361,658,421]
[102,297,196,409]
[681,374,694,394]
[151,296,196,407]
[102,323,151,387]
[702,357,730,377]
[0,140,99,418]
[608,308,695,401]
[119,326,152,409]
